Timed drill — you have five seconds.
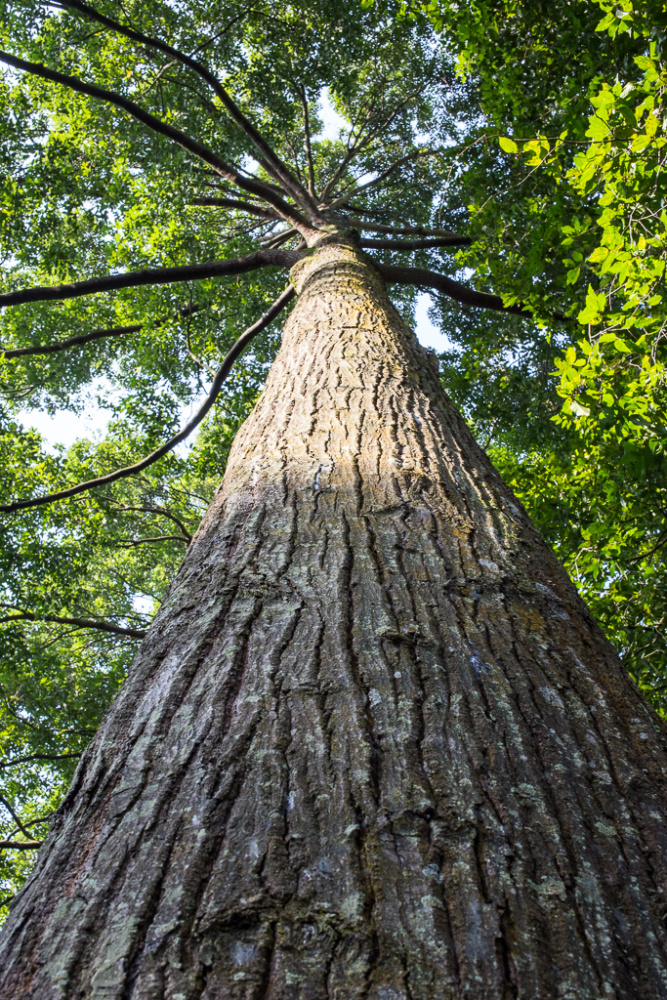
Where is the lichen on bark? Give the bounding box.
[1,235,666,999]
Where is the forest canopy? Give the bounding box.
[0,0,665,916]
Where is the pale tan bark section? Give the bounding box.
[1,236,666,999]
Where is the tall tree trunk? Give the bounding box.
[1,235,666,1000]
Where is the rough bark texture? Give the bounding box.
[1,236,667,999]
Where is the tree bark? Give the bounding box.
[1,235,666,1000]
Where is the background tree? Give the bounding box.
[414,0,667,707]
[0,2,665,997]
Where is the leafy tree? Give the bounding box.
[0,1,666,996]
[415,0,667,708]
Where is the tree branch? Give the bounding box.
[0,839,42,851]
[98,501,192,541]
[0,49,315,235]
[0,753,81,770]
[320,90,420,201]
[57,0,325,223]
[349,219,466,238]
[0,250,302,309]
[0,795,34,841]
[299,86,317,197]
[374,262,534,316]
[118,535,188,547]
[189,197,278,219]
[0,286,295,513]
[328,149,440,209]
[0,610,146,639]
[1,301,205,359]
[1,322,141,358]
[360,237,471,251]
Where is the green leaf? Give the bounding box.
[499,136,518,153]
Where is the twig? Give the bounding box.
[95,500,193,541]
[1,322,141,359]
[1,297,207,359]
[189,197,278,219]
[0,795,34,840]
[117,535,188,547]
[349,219,463,238]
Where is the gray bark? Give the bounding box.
[1,235,666,999]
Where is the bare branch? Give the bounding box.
[0,49,315,235]
[57,0,325,223]
[0,250,302,310]
[0,610,146,639]
[0,286,295,513]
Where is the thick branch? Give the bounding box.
[374,262,533,316]
[0,250,301,309]
[57,0,324,223]
[0,49,314,235]
[0,610,146,639]
[360,237,471,251]
[0,287,295,513]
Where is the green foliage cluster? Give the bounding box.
[416,0,667,712]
